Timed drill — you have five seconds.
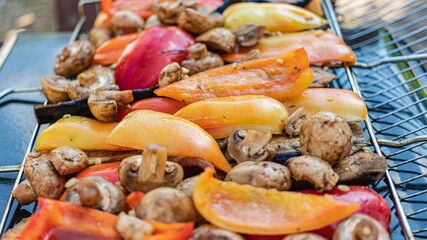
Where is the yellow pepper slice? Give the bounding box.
[106,110,231,172]
[175,95,288,139]
[193,168,359,235]
[223,2,327,32]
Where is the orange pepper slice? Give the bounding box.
[193,168,360,235]
[106,110,231,172]
[92,33,139,66]
[154,48,312,104]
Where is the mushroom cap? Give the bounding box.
[227,129,275,163]
[189,224,245,240]
[299,112,353,165]
[67,65,115,100]
[136,187,196,223]
[176,175,199,199]
[89,26,112,49]
[177,8,224,34]
[50,146,89,175]
[88,88,134,122]
[54,40,95,78]
[158,62,186,87]
[285,107,309,138]
[152,0,197,25]
[111,10,145,35]
[234,24,265,47]
[332,214,391,240]
[12,179,37,205]
[225,161,292,191]
[195,27,236,53]
[170,157,215,178]
[41,75,71,103]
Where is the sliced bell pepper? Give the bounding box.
[20,198,121,240]
[283,88,367,121]
[106,110,231,172]
[125,191,145,211]
[193,168,359,235]
[305,0,324,17]
[300,185,391,239]
[223,2,327,32]
[35,116,132,151]
[92,33,139,66]
[75,161,121,183]
[117,97,187,122]
[94,11,111,28]
[155,48,313,104]
[115,26,195,90]
[143,221,194,240]
[175,95,289,139]
[102,0,153,19]
[222,30,357,64]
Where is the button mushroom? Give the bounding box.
[285,107,310,138]
[158,62,189,87]
[181,43,224,75]
[24,152,66,200]
[89,26,113,48]
[234,24,265,47]
[135,187,196,223]
[115,212,154,240]
[111,10,145,35]
[144,14,166,29]
[177,8,224,34]
[227,129,275,163]
[152,0,197,25]
[1,217,30,240]
[12,179,37,205]
[283,233,326,240]
[299,112,353,165]
[176,176,206,224]
[170,157,215,178]
[286,155,338,192]
[196,27,236,53]
[67,65,116,100]
[334,151,387,186]
[189,225,245,240]
[63,176,125,214]
[225,161,292,191]
[41,75,71,103]
[236,49,262,63]
[332,214,391,240]
[54,40,95,78]
[118,144,184,193]
[309,66,338,88]
[88,88,134,122]
[50,146,89,175]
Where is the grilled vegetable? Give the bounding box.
[75,161,122,183]
[54,40,95,78]
[117,97,186,121]
[92,33,138,66]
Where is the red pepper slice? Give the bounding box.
[115,26,195,90]
[92,33,139,66]
[144,221,194,240]
[75,161,121,183]
[102,0,154,20]
[125,191,145,212]
[117,97,187,122]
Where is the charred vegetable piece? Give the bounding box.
[225,161,292,191]
[175,95,288,139]
[300,112,353,165]
[221,30,357,64]
[50,146,89,175]
[332,214,390,240]
[41,75,71,103]
[107,110,231,172]
[177,8,224,34]
[111,10,145,35]
[190,225,245,240]
[196,27,236,53]
[88,88,134,122]
[193,168,359,235]
[223,3,326,32]
[54,40,95,78]
[155,48,313,103]
[63,176,125,214]
[227,129,275,163]
[118,144,184,193]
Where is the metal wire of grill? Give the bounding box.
[332,0,427,238]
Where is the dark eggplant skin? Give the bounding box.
[34,86,157,124]
[215,0,311,13]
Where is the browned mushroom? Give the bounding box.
[111,10,145,35]
[67,65,116,100]
[89,26,113,49]
[196,27,236,53]
[152,0,197,25]
[12,179,37,205]
[54,40,95,78]
[234,24,265,47]
[41,75,71,103]
[225,161,292,191]
[309,66,338,88]
[63,176,125,214]
[24,152,65,200]
[332,214,390,240]
[170,157,215,178]
[285,107,310,138]
[286,155,338,192]
[283,233,326,240]
[299,112,353,165]
[135,187,196,223]
[181,43,224,75]
[177,8,224,34]
[144,14,166,28]
[115,212,154,240]
[334,151,387,186]
[158,62,189,87]
[227,129,275,163]
[236,49,262,63]
[88,88,134,122]
[118,144,184,193]
[189,225,245,240]
[1,217,30,240]
[50,146,89,175]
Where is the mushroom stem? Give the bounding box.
[240,130,272,156]
[139,144,168,183]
